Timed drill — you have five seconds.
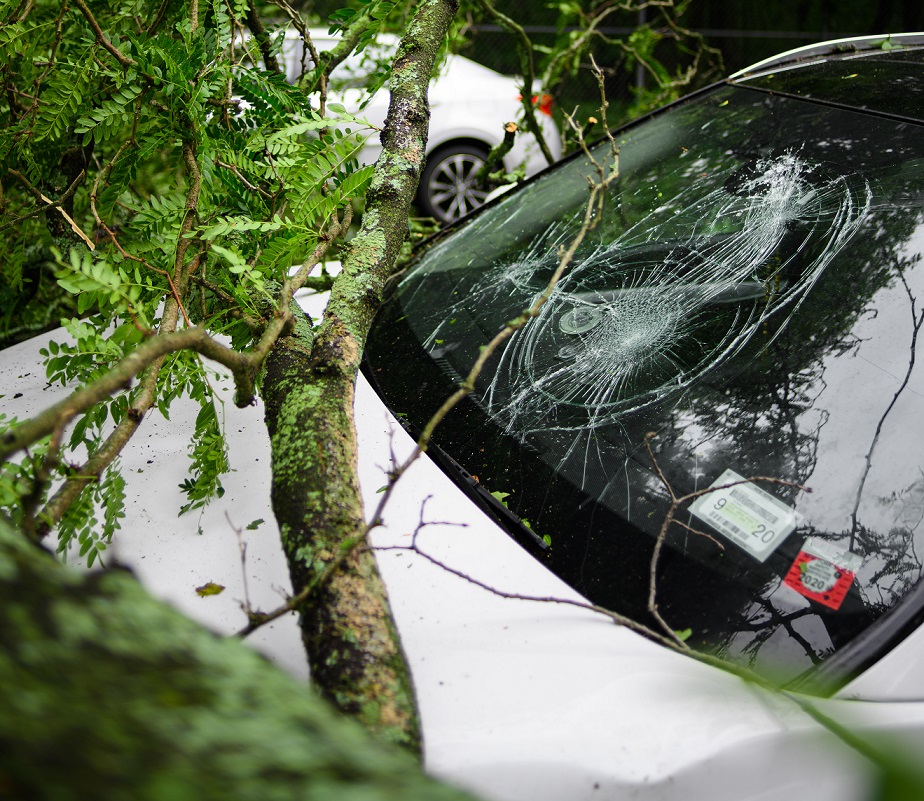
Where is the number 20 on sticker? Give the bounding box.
[711,497,777,543]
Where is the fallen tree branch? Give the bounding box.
[261,0,462,757]
[0,514,477,801]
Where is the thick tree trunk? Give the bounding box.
[0,516,475,800]
[262,0,460,755]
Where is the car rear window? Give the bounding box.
[365,84,924,688]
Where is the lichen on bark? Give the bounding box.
[0,515,476,800]
[262,0,461,755]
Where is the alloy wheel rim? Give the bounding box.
[428,152,490,221]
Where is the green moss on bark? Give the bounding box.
[0,517,475,801]
[260,0,459,758]
[264,318,422,754]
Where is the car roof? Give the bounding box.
[282,26,511,87]
[730,32,924,78]
[729,33,924,123]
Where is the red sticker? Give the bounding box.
[784,550,856,610]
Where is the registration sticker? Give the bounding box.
[784,538,862,610]
[689,469,799,561]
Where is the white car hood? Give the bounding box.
[3,316,918,800]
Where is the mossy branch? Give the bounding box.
[471,0,555,165]
[475,120,517,185]
[261,0,461,758]
[0,514,478,801]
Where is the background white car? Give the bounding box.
[280,30,562,223]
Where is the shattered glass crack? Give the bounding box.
[420,153,871,446]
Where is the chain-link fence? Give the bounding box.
[456,21,879,124]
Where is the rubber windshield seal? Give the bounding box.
[788,576,924,695]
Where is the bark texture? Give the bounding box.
[262,0,460,755]
[0,516,475,800]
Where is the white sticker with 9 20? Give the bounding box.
[689,469,798,561]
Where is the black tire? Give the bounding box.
[417,143,491,224]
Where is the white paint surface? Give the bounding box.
[3,319,922,800]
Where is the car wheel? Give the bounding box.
[418,144,491,224]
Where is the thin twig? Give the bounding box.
[642,432,810,644]
[215,160,275,199]
[71,0,137,68]
[372,498,680,648]
[235,533,365,636]
[6,169,93,247]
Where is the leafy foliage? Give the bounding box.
[179,396,230,515]
[53,248,152,322]
[442,0,723,143]
[0,0,381,558]
[57,463,125,568]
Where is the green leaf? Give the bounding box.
[195,582,226,597]
[34,56,94,141]
[179,395,230,515]
[53,246,150,323]
[75,84,142,137]
[209,243,249,273]
[200,217,283,240]
[336,164,375,200]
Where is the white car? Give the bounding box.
[280,29,562,223]
[7,33,924,801]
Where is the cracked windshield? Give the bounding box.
[367,83,924,685]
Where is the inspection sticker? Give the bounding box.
[784,538,862,611]
[689,469,799,562]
